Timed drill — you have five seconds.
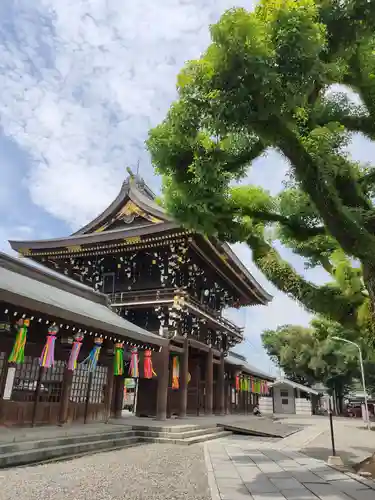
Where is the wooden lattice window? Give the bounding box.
[12,356,40,401]
[71,364,90,403]
[11,356,64,403]
[70,364,108,404]
[0,351,5,375]
[89,365,107,404]
[42,360,65,403]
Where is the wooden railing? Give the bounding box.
[107,288,175,305]
[107,288,243,339]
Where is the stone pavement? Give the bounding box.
[204,435,375,500]
[300,417,375,465]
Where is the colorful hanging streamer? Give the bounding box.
[240,376,245,392]
[245,377,250,392]
[143,349,156,379]
[172,356,179,389]
[40,325,59,368]
[81,337,103,372]
[114,342,124,376]
[8,318,29,364]
[67,334,84,371]
[235,375,240,391]
[255,379,261,394]
[129,347,139,378]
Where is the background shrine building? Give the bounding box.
[7,174,273,422]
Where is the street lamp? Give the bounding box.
[331,336,371,430]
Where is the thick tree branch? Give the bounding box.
[223,138,266,173]
[359,170,375,189]
[237,207,326,241]
[270,119,375,263]
[246,231,358,327]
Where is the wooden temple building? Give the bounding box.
[3,175,273,425]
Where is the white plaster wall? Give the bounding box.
[259,396,273,414]
[295,397,312,416]
[273,385,295,414]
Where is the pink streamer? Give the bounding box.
[68,335,83,371]
[40,325,58,368]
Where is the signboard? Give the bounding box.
[3,367,16,400]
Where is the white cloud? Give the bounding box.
[0,0,257,230]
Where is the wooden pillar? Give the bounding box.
[0,358,12,423]
[205,348,213,415]
[59,368,73,425]
[225,380,230,414]
[156,345,170,421]
[104,360,115,423]
[32,366,46,427]
[113,374,125,418]
[195,363,201,416]
[218,353,225,415]
[179,338,189,418]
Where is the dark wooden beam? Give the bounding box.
[156,345,170,421]
[205,348,213,415]
[179,338,189,418]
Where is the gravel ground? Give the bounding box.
[0,444,211,500]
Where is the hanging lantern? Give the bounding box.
[129,347,139,378]
[40,325,59,368]
[114,342,124,376]
[8,318,30,364]
[81,337,103,372]
[67,333,84,371]
[143,349,156,379]
[172,356,179,389]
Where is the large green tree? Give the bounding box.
[147,0,375,331]
[261,317,359,399]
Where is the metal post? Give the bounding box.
[328,397,336,456]
[358,347,371,430]
[332,337,370,430]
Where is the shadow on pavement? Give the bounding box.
[301,445,375,465]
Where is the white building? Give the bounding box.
[259,378,319,416]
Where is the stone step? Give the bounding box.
[0,424,234,468]
[0,429,136,455]
[131,424,207,433]
[134,426,222,439]
[0,423,130,444]
[139,430,232,445]
[0,434,140,468]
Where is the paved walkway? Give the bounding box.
[205,435,375,500]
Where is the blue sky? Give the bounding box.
[1,0,374,374]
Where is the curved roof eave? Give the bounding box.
[9,222,179,252]
[72,178,172,236]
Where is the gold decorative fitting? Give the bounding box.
[123,236,142,245]
[18,247,31,256]
[66,245,82,253]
